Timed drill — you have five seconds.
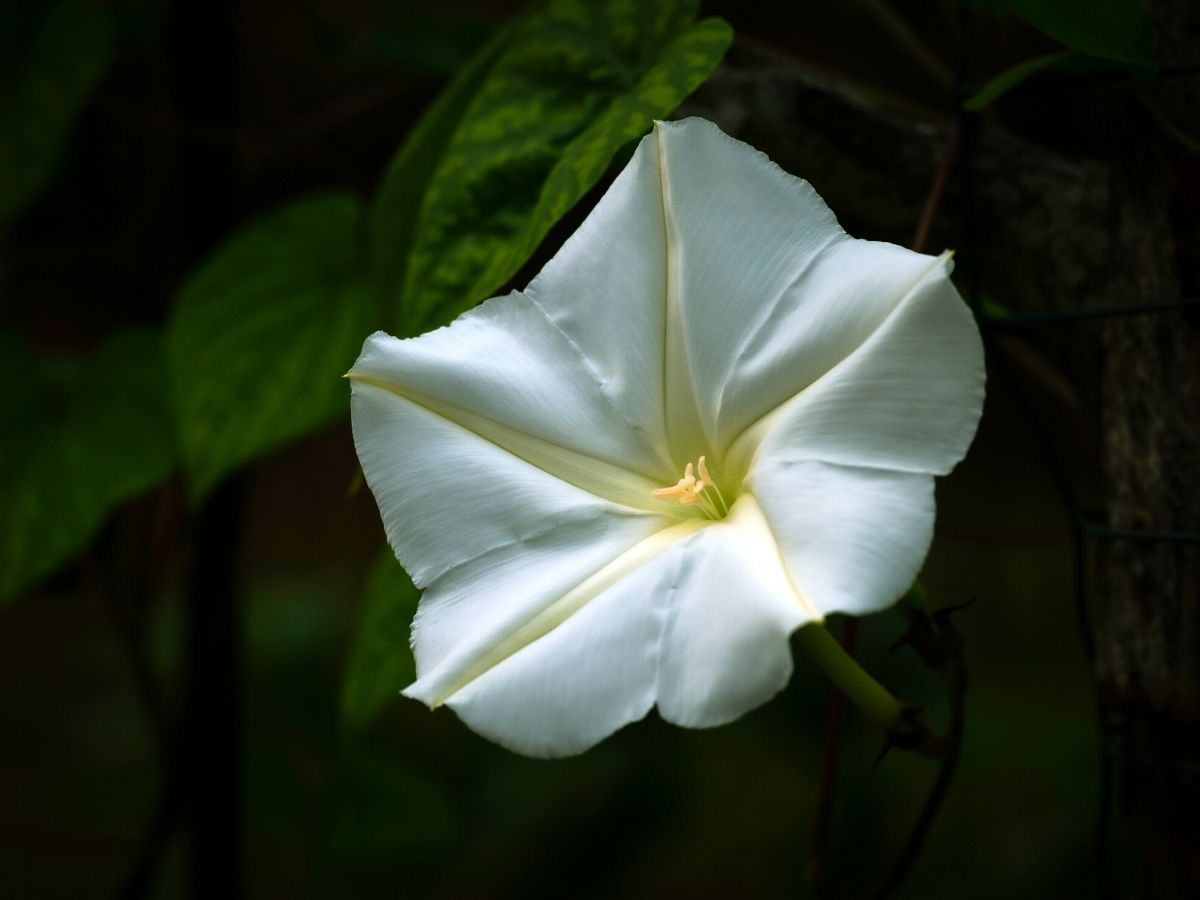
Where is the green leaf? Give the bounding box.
[315,4,497,78]
[340,549,421,729]
[373,0,733,332]
[167,192,373,502]
[367,12,527,329]
[965,49,1077,110]
[0,329,177,604]
[0,1,115,232]
[1001,0,1156,70]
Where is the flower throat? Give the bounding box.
[652,455,730,520]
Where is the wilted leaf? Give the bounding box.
[0,329,176,603]
[167,192,373,501]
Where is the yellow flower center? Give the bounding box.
[651,455,730,520]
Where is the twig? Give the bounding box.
[983,297,1200,326]
[857,0,956,93]
[868,645,967,898]
[85,490,183,899]
[911,128,959,253]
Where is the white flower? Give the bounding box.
[349,118,985,758]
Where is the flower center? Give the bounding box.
[651,455,730,520]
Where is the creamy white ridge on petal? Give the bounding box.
[349,117,985,757]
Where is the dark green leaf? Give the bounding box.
[0,329,44,455]
[0,329,176,604]
[372,0,733,332]
[340,549,420,729]
[965,49,1077,110]
[1001,0,1156,70]
[315,4,496,77]
[167,192,373,502]
[367,12,528,328]
[0,1,115,232]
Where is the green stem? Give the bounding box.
[796,623,905,732]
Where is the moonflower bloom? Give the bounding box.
[349,118,985,758]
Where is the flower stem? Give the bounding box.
[796,622,905,731]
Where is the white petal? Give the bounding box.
[527,116,855,466]
[519,126,676,469]
[651,118,843,453]
[749,459,935,617]
[441,495,818,756]
[655,494,817,727]
[644,120,983,474]
[350,378,668,591]
[705,243,955,458]
[407,516,699,710]
[525,117,837,468]
[350,285,674,501]
[437,521,701,758]
[731,253,985,478]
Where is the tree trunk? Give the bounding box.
[686,20,1200,894]
[1093,3,1200,897]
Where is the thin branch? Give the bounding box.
[857,0,956,93]
[983,297,1200,326]
[868,649,967,898]
[911,128,959,253]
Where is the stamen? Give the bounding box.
[652,456,729,518]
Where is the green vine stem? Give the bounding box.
[796,623,905,732]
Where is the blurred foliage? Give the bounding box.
[315,1,497,77]
[166,193,373,502]
[167,0,730,510]
[0,0,114,233]
[0,0,1167,895]
[164,0,731,732]
[1000,0,1155,69]
[964,49,1076,111]
[965,0,1156,109]
[0,329,175,603]
[341,550,421,728]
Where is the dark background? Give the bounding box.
[2,1,1196,897]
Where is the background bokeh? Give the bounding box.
[2,0,1192,897]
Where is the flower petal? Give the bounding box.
[349,288,676,509]
[730,253,985,478]
[350,376,669,592]
[643,119,983,474]
[518,123,677,470]
[749,459,935,616]
[430,520,701,758]
[438,495,818,755]
[655,494,817,727]
[407,517,702,711]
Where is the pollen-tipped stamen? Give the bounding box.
[696,456,730,516]
[652,456,728,519]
